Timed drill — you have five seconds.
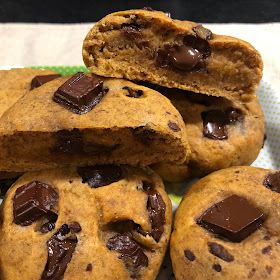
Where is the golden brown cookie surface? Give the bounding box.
[0,73,189,172]
[83,9,263,103]
[0,166,172,280]
[152,88,265,182]
[171,166,280,279]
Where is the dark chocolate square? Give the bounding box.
[53,72,104,114]
[31,74,62,90]
[198,195,264,242]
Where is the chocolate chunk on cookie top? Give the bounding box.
[42,224,78,280]
[53,72,104,114]
[263,172,280,193]
[202,108,244,140]
[198,195,264,242]
[13,181,58,226]
[107,233,148,268]
[30,74,62,90]
[78,165,123,188]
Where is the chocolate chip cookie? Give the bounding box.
[83,9,263,103]
[171,166,280,279]
[0,165,172,279]
[151,87,265,182]
[0,72,189,172]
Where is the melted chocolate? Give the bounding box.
[13,181,58,226]
[121,23,141,39]
[31,74,62,90]
[198,195,264,242]
[41,224,78,280]
[263,172,280,193]
[208,242,234,262]
[53,72,104,114]
[78,165,122,188]
[123,86,143,98]
[201,108,244,140]
[106,234,148,268]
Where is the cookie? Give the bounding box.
[0,68,61,182]
[0,72,189,172]
[83,9,263,103]
[0,165,172,280]
[171,166,280,279]
[151,87,265,182]
[0,68,60,118]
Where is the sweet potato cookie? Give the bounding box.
[151,87,265,182]
[171,166,280,279]
[83,9,263,103]
[0,165,172,279]
[0,73,189,172]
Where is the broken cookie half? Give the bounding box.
[0,73,189,172]
[83,9,263,103]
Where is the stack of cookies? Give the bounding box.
[0,8,274,280]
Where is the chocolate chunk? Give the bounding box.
[134,127,156,145]
[53,72,104,114]
[136,182,166,242]
[184,249,196,262]
[193,25,213,40]
[264,235,270,240]
[201,108,244,140]
[86,263,92,271]
[198,195,264,242]
[121,23,141,39]
[54,129,83,154]
[168,121,181,132]
[208,242,234,262]
[266,266,272,275]
[262,245,272,254]
[13,181,58,226]
[41,224,77,280]
[123,86,143,98]
[248,268,256,278]
[78,165,122,188]
[40,219,57,234]
[107,234,148,268]
[263,172,280,193]
[31,74,62,90]
[156,44,203,71]
[212,264,222,272]
[142,7,154,11]
[69,222,82,233]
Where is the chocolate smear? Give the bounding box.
[198,195,264,242]
[208,242,234,262]
[263,172,280,193]
[201,108,244,140]
[41,224,77,280]
[31,74,62,90]
[184,249,196,262]
[107,233,148,268]
[123,86,143,98]
[53,72,104,114]
[13,181,58,226]
[78,165,122,188]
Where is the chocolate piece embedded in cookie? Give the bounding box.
[263,171,280,193]
[198,195,264,242]
[53,72,104,114]
[107,233,148,268]
[30,74,62,90]
[78,165,122,188]
[13,181,58,226]
[41,224,78,280]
